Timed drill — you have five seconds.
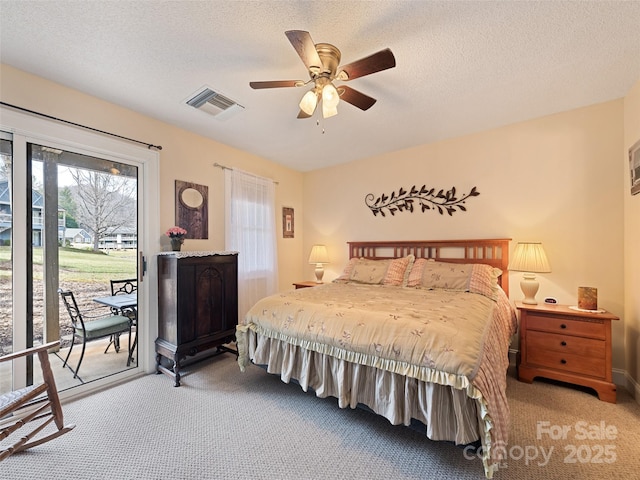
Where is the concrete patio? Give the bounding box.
[0,336,137,395]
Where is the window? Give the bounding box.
[224,168,278,320]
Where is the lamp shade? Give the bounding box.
[322,83,339,118]
[509,242,551,305]
[308,245,329,264]
[299,89,319,116]
[508,242,551,273]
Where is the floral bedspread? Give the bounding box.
[237,282,518,478]
[239,283,511,389]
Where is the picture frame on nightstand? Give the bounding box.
[630,138,640,195]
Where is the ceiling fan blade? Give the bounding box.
[297,110,313,119]
[339,48,396,80]
[285,30,323,73]
[249,80,304,89]
[338,85,377,111]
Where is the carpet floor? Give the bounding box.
[2,354,640,479]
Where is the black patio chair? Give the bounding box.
[109,278,137,365]
[110,278,137,297]
[58,289,131,379]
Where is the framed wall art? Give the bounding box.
[175,180,208,239]
[282,207,294,238]
[630,139,640,196]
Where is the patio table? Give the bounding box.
[93,293,137,365]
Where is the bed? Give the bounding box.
[236,239,516,478]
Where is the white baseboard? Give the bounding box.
[622,370,640,403]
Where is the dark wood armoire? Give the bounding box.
[156,251,238,386]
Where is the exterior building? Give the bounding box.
[99,226,137,250]
[0,179,53,246]
[63,227,92,246]
[0,180,135,248]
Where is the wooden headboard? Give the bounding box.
[347,238,511,297]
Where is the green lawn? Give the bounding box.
[0,246,137,283]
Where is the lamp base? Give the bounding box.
[314,264,324,283]
[520,273,540,305]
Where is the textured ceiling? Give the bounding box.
[1,1,639,172]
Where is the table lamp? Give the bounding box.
[508,242,551,305]
[308,245,330,283]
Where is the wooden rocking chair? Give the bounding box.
[0,341,75,461]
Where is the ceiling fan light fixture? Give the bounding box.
[322,83,339,118]
[250,30,396,119]
[322,83,339,108]
[299,89,319,116]
[322,101,338,119]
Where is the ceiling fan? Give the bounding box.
[249,30,396,119]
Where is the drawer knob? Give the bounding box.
[560,359,567,364]
[561,341,567,346]
[560,324,567,329]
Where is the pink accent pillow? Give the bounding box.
[407,258,427,287]
[383,255,414,286]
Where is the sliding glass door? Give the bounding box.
[0,107,158,398]
[0,134,13,394]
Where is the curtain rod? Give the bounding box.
[0,101,163,151]
[213,162,278,184]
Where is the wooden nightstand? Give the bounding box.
[516,302,619,403]
[292,281,321,289]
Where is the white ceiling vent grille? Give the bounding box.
[185,87,244,120]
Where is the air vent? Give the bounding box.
[185,86,244,120]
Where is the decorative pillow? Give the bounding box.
[421,261,473,290]
[407,258,427,287]
[334,256,415,286]
[349,258,390,284]
[334,257,359,282]
[383,255,415,286]
[409,259,502,300]
[469,264,503,299]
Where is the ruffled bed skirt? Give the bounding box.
[246,331,492,469]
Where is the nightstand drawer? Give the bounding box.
[526,313,606,339]
[526,330,605,357]
[516,302,619,403]
[527,349,606,378]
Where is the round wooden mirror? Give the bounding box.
[180,187,203,209]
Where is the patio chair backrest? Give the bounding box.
[110,278,137,296]
[58,289,86,330]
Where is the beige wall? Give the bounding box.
[2,63,634,382]
[303,100,626,371]
[624,79,640,391]
[0,64,305,290]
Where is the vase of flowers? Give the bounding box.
[166,226,187,251]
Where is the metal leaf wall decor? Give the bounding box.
[365,185,480,217]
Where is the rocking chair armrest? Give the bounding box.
[0,341,60,363]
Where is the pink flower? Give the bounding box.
[166,226,187,238]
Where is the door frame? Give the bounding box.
[1,106,160,399]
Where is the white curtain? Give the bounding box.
[224,168,278,322]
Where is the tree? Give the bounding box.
[0,157,10,182]
[58,186,79,228]
[69,169,136,251]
